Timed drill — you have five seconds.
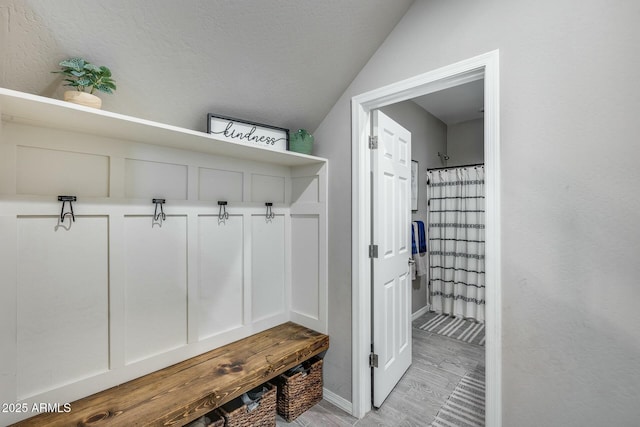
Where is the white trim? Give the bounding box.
[322,387,353,415]
[351,50,501,425]
[483,50,502,427]
[411,305,431,321]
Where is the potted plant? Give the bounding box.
[52,57,116,109]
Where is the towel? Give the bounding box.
[185,416,211,427]
[416,220,427,254]
[240,385,269,412]
[411,221,427,279]
[413,252,427,277]
[411,221,427,254]
[411,224,418,255]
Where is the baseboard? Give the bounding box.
[412,305,430,321]
[323,387,353,415]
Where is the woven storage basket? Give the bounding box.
[274,356,323,422]
[184,411,224,427]
[216,383,276,427]
[206,412,224,427]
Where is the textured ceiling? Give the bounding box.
[0,0,414,133]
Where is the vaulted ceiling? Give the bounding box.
[0,0,414,133]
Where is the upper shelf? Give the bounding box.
[0,88,327,167]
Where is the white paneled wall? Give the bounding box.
[16,216,109,400]
[197,214,245,339]
[251,174,286,203]
[0,105,327,424]
[198,168,244,202]
[16,146,110,197]
[124,159,188,200]
[123,215,188,364]
[289,164,328,329]
[251,214,286,321]
[291,215,320,319]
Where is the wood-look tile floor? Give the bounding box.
[276,314,485,427]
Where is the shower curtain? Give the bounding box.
[427,165,485,322]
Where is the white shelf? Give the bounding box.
[0,88,326,167]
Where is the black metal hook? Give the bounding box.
[265,202,275,219]
[153,199,166,222]
[58,195,76,223]
[218,201,229,220]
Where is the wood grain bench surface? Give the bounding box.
[13,322,329,427]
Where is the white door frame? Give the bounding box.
[351,50,501,425]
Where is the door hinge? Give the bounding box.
[369,135,378,149]
[369,352,379,368]
[369,244,378,258]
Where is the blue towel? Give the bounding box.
[416,221,427,254]
[411,226,418,255]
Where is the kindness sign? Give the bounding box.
[207,114,289,152]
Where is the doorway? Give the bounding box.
[351,51,501,425]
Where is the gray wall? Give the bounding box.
[313,0,640,424]
[447,118,484,166]
[380,100,446,314]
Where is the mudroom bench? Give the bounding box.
[13,323,329,427]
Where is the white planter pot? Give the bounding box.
[64,91,102,109]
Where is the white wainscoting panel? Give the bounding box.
[123,216,188,364]
[16,216,109,400]
[291,176,319,204]
[16,146,110,197]
[124,159,188,200]
[291,215,319,320]
[251,214,285,321]
[197,215,244,340]
[198,167,244,202]
[250,174,285,203]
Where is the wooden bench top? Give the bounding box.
[14,322,329,427]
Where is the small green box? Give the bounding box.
[289,129,314,155]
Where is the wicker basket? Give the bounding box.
[274,357,323,422]
[206,412,224,427]
[216,383,276,427]
[185,411,224,427]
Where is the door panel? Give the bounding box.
[372,110,412,407]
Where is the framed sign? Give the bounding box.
[207,114,289,152]
[411,160,418,211]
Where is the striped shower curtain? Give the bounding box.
[427,165,485,322]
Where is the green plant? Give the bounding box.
[53,57,116,95]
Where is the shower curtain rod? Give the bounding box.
[426,162,484,172]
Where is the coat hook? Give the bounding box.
[153,198,166,222]
[218,201,229,220]
[265,202,275,219]
[58,195,77,223]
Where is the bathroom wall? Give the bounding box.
[446,118,484,166]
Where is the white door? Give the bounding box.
[371,110,412,407]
